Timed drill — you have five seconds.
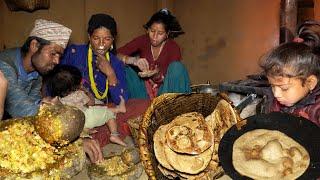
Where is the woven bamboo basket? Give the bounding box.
[138,93,235,179]
[127,116,142,145]
[4,0,50,12]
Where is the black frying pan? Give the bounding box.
[218,112,320,180]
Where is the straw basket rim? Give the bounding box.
[4,0,50,12]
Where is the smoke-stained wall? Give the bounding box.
[0,0,284,84]
[174,0,280,84]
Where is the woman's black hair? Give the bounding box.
[46,65,82,97]
[296,20,320,55]
[260,42,320,84]
[87,13,117,54]
[144,9,184,39]
[21,36,50,56]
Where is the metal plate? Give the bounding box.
[218,112,320,180]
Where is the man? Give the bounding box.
[0,19,71,118]
[0,71,7,120]
[0,19,104,164]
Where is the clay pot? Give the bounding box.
[34,104,85,147]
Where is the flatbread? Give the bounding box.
[138,69,158,78]
[233,129,310,180]
[154,117,213,175]
[154,124,174,170]
[205,99,238,143]
[164,141,214,175]
[166,112,213,154]
[206,98,238,129]
[157,164,178,179]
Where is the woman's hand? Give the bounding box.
[133,58,149,71]
[96,54,114,75]
[119,54,149,71]
[96,54,118,85]
[138,67,159,78]
[83,138,103,163]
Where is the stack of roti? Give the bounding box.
[153,98,240,179]
[232,129,310,180]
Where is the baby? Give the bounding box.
[46,65,126,146]
[260,42,320,126]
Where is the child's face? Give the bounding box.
[267,76,310,107]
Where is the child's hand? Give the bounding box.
[82,88,95,106]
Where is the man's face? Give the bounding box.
[31,43,64,75]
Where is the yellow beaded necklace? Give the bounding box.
[87,46,109,100]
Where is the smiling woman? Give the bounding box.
[60,13,127,104]
[57,13,151,164]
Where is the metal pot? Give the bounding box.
[191,83,219,96]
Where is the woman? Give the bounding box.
[118,9,191,99]
[61,13,128,105]
[60,14,150,163]
[293,20,320,55]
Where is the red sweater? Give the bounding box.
[118,34,181,84]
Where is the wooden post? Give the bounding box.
[315,0,320,21]
[156,0,174,12]
[280,0,298,43]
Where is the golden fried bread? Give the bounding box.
[166,112,213,154]
[164,141,214,174]
[233,129,310,180]
[153,124,174,170]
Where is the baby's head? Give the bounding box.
[260,42,320,107]
[47,65,82,97]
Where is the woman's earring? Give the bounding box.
[110,44,113,50]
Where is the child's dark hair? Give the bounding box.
[260,42,320,84]
[297,20,320,55]
[47,65,82,97]
[144,9,184,39]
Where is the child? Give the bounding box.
[46,65,127,146]
[260,42,320,126]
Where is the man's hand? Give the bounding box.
[0,71,7,120]
[41,96,62,105]
[0,71,8,88]
[83,138,103,163]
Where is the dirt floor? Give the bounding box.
[71,136,148,180]
[71,137,232,180]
